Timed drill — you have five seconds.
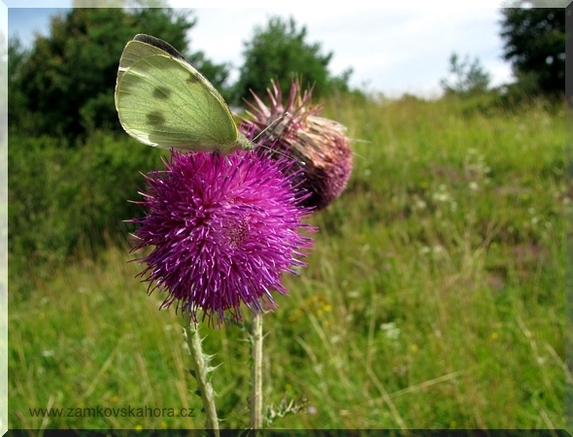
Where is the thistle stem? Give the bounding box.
[250,312,264,429]
[184,320,220,435]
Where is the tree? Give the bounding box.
[7,36,29,130]
[10,8,229,140]
[440,52,491,97]
[500,5,565,96]
[235,16,351,103]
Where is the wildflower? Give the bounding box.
[240,80,353,210]
[129,150,315,325]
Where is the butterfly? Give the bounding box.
[114,34,253,153]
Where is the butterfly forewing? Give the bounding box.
[115,34,251,153]
[116,53,240,152]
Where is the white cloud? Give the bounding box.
[189,7,513,96]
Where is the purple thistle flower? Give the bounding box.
[130,150,315,326]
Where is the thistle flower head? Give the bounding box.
[240,80,353,210]
[130,150,315,326]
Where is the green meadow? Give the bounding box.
[8,95,569,429]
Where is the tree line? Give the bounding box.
[9,7,565,142]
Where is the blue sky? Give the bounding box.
[5,2,517,98]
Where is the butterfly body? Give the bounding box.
[115,34,253,153]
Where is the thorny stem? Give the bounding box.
[184,320,220,436]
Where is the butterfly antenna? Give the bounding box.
[252,111,290,143]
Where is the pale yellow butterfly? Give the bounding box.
[114,34,253,153]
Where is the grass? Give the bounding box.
[8,95,569,430]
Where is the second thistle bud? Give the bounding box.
[240,80,353,210]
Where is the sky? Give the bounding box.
[4,1,519,98]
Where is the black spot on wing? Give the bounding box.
[153,86,172,100]
[147,111,166,126]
